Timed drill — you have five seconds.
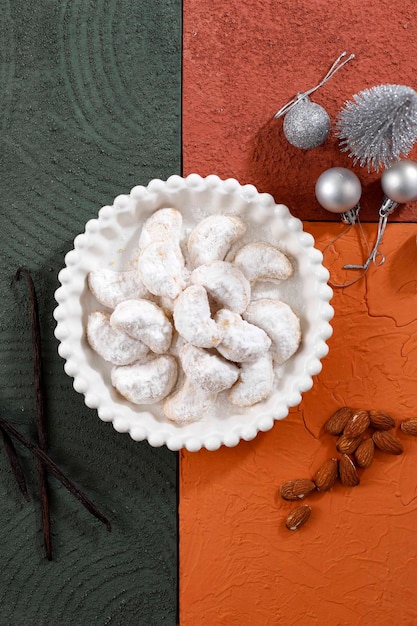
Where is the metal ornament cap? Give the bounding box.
[381,159,417,204]
[283,97,331,149]
[315,167,362,213]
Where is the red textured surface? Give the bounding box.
[180,224,417,625]
[183,0,417,222]
[181,2,417,624]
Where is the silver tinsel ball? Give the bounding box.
[315,167,362,213]
[336,84,417,171]
[381,159,417,203]
[283,96,330,149]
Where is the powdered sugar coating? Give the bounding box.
[233,242,293,283]
[179,343,239,392]
[163,377,216,423]
[138,241,187,299]
[173,285,221,348]
[88,269,150,309]
[229,353,274,407]
[190,261,251,314]
[187,214,246,268]
[214,308,271,363]
[110,299,172,354]
[243,299,301,364]
[111,355,178,404]
[86,311,149,365]
[138,207,182,250]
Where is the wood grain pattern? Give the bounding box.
[0,0,181,623]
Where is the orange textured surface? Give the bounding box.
[181,2,417,623]
[183,0,417,222]
[180,223,417,624]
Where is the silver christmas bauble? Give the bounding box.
[283,96,330,149]
[381,159,417,203]
[315,167,362,213]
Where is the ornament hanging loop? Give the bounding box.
[274,51,355,119]
[343,203,396,271]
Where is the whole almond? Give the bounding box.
[313,458,338,491]
[344,410,370,438]
[339,454,360,487]
[354,438,374,468]
[372,430,403,455]
[400,418,417,436]
[285,504,312,531]
[336,433,363,455]
[324,407,353,435]
[368,410,396,431]
[280,479,316,501]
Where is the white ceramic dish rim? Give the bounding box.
[53,174,334,452]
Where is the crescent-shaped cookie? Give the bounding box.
[86,311,149,365]
[163,377,216,423]
[190,261,251,314]
[88,269,150,309]
[110,299,173,354]
[187,214,246,268]
[229,353,274,406]
[111,355,178,404]
[243,298,301,364]
[138,207,183,250]
[173,285,221,348]
[214,308,271,363]
[138,240,187,299]
[233,242,293,283]
[179,343,239,392]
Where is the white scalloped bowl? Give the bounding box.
[54,174,333,452]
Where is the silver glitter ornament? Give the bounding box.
[283,96,330,149]
[336,84,417,171]
[315,167,362,223]
[275,51,355,149]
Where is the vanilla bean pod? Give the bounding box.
[1,429,30,503]
[15,268,52,559]
[0,416,111,532]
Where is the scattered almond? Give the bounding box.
[372,430,403,455]
[368,410,396,431]
[313,458,338,491]
[339,454,360,487]
[400,418,417,436]
[285,504,312,531]
[343,409,370,438]
[336,433,363,455]
[354,438,374,468]
[279,479,316,501]
[324,406,353,435]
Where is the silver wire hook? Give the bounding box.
[274,51,355,119]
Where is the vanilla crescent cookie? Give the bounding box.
[138,207,183,250]
[190,261,251,314]
[179,343,239,392]
[110,299,172,354]
[163,377,216,423]
[243,298,301,364]
[173,285,221,348]
[86,311,149,365]
[229,353,274,407]
[138,240,187,299]
[214,308,271,363]
[88,269,151,309]
[111,355,178,405]
[187,215,246,268]
[233,242,293,283]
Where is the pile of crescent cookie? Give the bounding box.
[86,208,301,423]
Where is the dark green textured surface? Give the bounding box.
[0,1,181,624]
